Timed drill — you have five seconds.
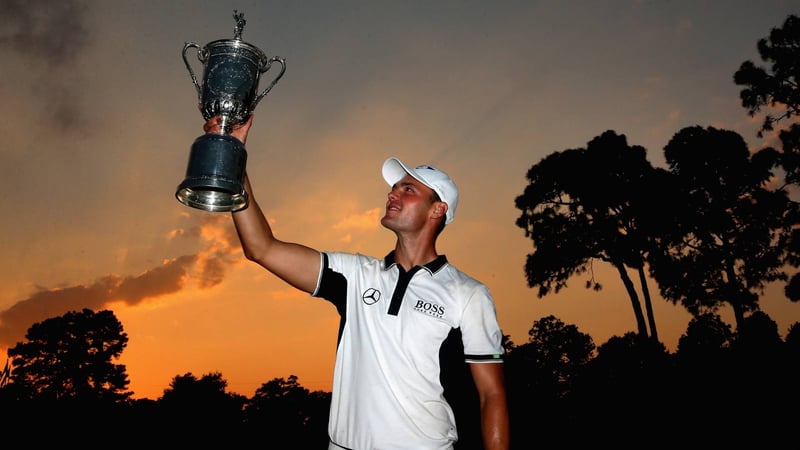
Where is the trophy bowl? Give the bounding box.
[176,11,286,212]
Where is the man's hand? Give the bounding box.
[203,115,254,145]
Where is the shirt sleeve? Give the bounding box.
[460,283,505,363]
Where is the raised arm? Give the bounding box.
[210,116,322,294]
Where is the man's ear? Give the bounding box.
[432,202,448,221]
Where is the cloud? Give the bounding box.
[0,214,242,349]
[0,0,89,66]
[0,0,91,131]
[333,208,382,231]
[114,255,199,303]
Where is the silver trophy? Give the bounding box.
[176,10,286,212]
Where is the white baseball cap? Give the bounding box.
[382,157,459,225]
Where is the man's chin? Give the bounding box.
[380,216,394,229]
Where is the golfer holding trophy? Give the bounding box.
[176,10,286,212]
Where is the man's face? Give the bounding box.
[381,174,441,232]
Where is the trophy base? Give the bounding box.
[176,133,249,212]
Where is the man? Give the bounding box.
[207,115,510,450]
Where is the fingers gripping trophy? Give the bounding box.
[176,10,286,212]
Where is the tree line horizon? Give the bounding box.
[2,13,799,449]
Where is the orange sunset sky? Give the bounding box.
[2,0,799,400]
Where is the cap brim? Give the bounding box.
[383,157,417,187]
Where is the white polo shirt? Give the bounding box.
[313,250,505,450]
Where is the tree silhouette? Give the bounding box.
[514,315,594,398]
[504,316,594,445]
[676,312,734,360]
[1,309,133,445]
[734,14,800,303]
[733,14,800,137]
[158,371,248,445]
[569,332,673,440]
[243,375,331,447]
[732,310,783,357]
[6,308,131,403]
[785,321,800,354]
[652,126,796,330]
[514,130,673,341]
[785,227,800,301]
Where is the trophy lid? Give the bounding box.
[233,10,246,40]
[201,10,268,67]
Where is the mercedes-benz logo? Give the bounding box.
[362,288,381,305]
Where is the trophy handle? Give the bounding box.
[182,42,204,101]
[252,56,286,108]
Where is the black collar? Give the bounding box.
[383,250,448,274]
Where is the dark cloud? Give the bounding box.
[0,0,91,131]
[0,0,89,66]
[198,257,227,289]
[0,254,197,348]
[113,254,198,303]
[0,215,242,348]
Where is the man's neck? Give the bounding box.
[393,234,438,271]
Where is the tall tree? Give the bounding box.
[734,14,800,301]
[733,14,800,137]
[514,130,673,341]
[6,308,131,402]
[652,126,794,330]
